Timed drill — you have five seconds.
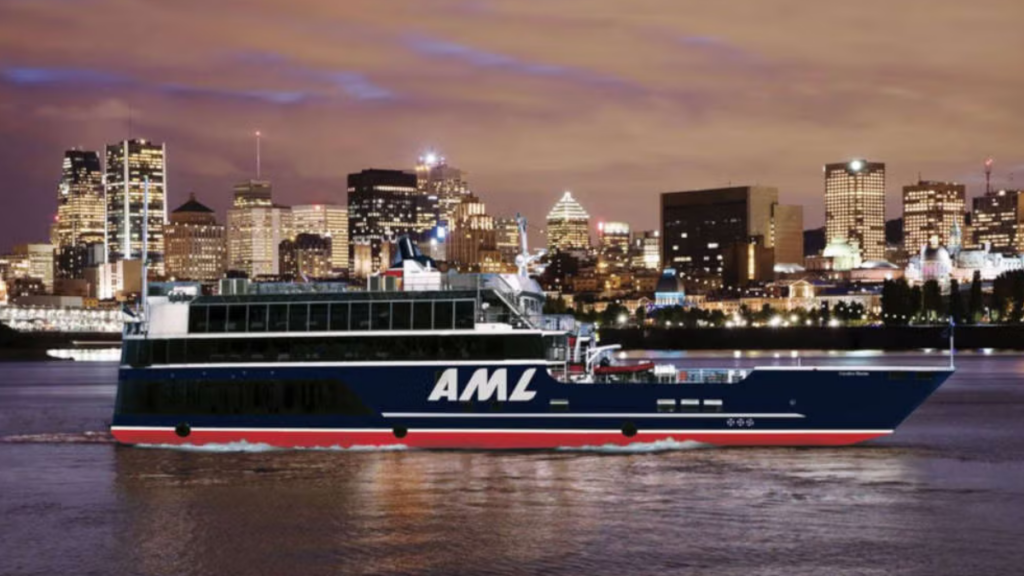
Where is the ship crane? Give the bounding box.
[514,213,546,277]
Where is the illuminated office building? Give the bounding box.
[55,149,105,280]
[902,180,966,253]
[279,233,332,279]
[546,191,590,252]
[105,139,168,274]
[293,204,349,273]
[164,193,227,282]
[348,169,432,276]
[825,160,886,262]
[415,153,468,229]
[972,189,1024,254]
[598,221,631,271]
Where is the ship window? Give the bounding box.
[351,303,370,330]
[915,372,932,381]
[289,304,309,332]
[680,399,699,412]
[268,304,288,331]
[549,399,569,412]
[188,306,208,333]
[657,399,676,413]
[227,306,247,333]
[248,305,267,332]
[329,303,349,331]
[309,304,329,331]
[455,301,475,329]
[207,305,227,332]
[412,301,432,330]
[702,399,723,413]
[371,302,391,330]
[434,301,454,330]
[391,301,412,330]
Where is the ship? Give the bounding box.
[110,223,953,449]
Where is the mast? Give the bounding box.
[141,176,149,322]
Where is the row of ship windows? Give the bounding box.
[122,334,549,366]
[546,399,723,413]
[117,379,373,416]
[188,300,477,333]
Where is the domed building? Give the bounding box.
[919,235,953,291]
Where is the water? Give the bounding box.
[1,354,1023,576]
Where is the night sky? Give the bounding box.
[1,0,1022,251]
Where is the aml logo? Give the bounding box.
[428,368,537,402]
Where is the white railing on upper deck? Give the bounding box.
[653,365,750,384]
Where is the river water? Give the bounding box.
[1,353,1022,576]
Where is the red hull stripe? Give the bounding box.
[110,427,891,448]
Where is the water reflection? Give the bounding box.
[109,445,939,576]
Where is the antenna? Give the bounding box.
[985,158,993,195]
[127,105,133,140]
[255,130,262,179]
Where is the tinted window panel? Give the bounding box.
[351,303,370,331]
[392,302,412,330]
[207,306,227,332]
[227,306,247,332]
[289,304,309,332]
[268,304,289,331]
[371,302,391,330]
[248,305,267,332]
[455,301,475,329]
[188,306,207,333]
[434,301,454,330]
[412,302,432,330]
[309,304,329,331]
[329,303,349,331]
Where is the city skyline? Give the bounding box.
[1,1,1022,251]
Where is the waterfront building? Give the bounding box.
[824,160,886,262]
[6,244,54,293]
[902,180,966,253]
[164,193,227,282]
[55,149,105,280]
[227,204,292,278]
[104,139,167,274]
[546,191,590,252]
[347,169,431,276]
[971,188,1024,254]
[292,204,349,274]
[279,233,332,279]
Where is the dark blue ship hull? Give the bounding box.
[110,362,951,448]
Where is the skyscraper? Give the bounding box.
[293,204,349,273]
[447,195,500,272]
[226,179,292,277]
[105,139,168,274]
[824,160,886,262]
[770,204,804,265]
[495,217,521,266]
[164,193,227,282]
[55,149,105,280]
[415,153,468,230]
[972,188,1024,254]
[902,180,966,253]
[232,179,273,208]
[597,221,631,272]
[347,169,429,276]
[546,191,590,252]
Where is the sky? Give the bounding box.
[1,0,1022,251]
